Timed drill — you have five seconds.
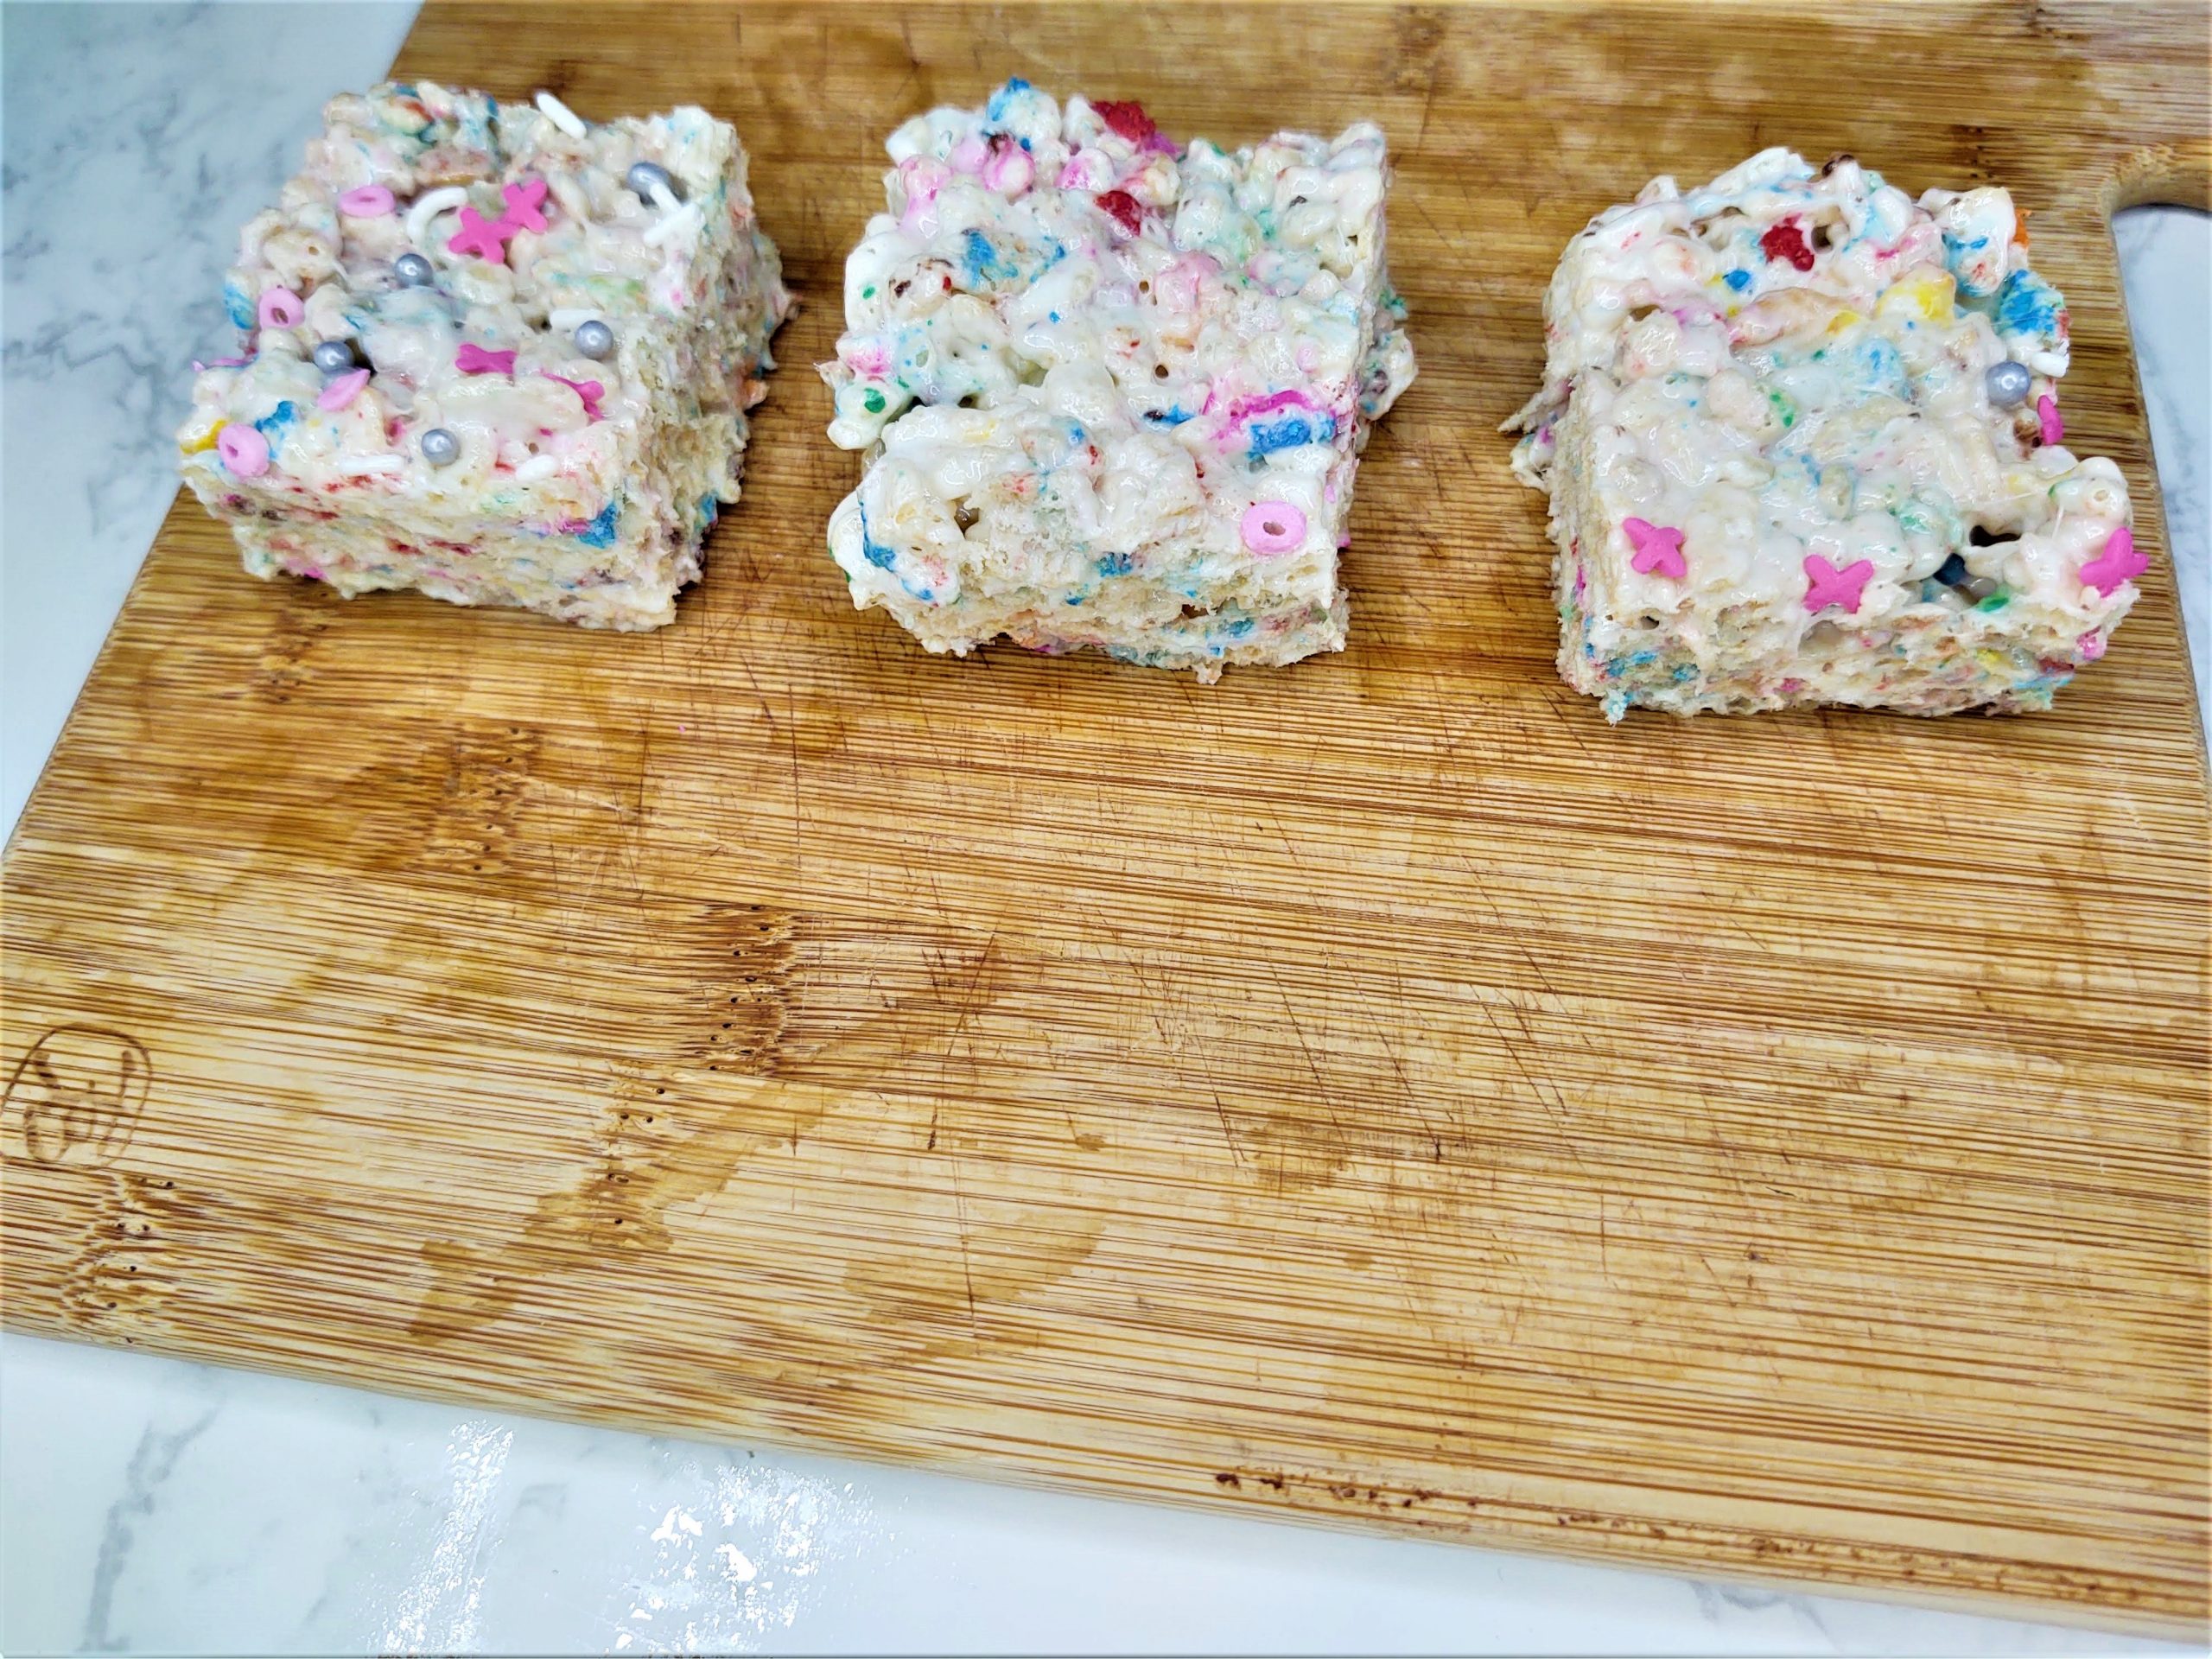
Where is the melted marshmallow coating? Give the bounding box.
[822,79,1414,681]
[1504,148,2139,721]
[179,81,791,630]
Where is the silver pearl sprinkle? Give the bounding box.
[419,427,460,467]
[394,251,435,287]
[1986,360,2032,408]
[573,319,614,360]
[311,339,359,375]
[626,161,678,201]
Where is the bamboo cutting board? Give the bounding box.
[5,0,2208,1634]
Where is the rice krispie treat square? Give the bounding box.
[1505,148,2145,720]
[179,82,791,630]
[822,79,1414,681]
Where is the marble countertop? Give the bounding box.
[2,5,2204,1654]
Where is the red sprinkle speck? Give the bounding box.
[1760,218,1815,272]
[1094,100,1158,145]
[1096,190,1143,234]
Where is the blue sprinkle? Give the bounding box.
[858,503,897,570]
[1991,268,2063,340]
[1144,407,1192,426]
[1935,551,1969,586]
[984,78,1031,124]
[962,227,1018,285]
[253,400,299,448]
[1624,648,1659,668]
[1247,411,1337,458]
[1220,617,1255,639]
[1942,231,2000,297]
[575,499,620,548]
[1096,553,1134,575]
[1047,310,1061,323]
[223,282,256,328]
[1853,336,1909,398]
[698,492,720,529]
[1722,269,1752,292]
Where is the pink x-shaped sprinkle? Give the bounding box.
[447,205,512,262]
[1623,517,1687,580]
[500,177,549,234]
[1802,553,1874,614]
[455,342,517,377]
[543,372,604,422]
[2079,525,2146,596]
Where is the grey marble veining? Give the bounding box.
[2,1,416,830]
[0,5,2205,1655]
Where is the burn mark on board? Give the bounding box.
[56,1172,200,1342]
[6,1027,152,1169]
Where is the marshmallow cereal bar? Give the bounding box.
[823,79,1414,681]
[1505,149,2145,720]
[179,83,791,630]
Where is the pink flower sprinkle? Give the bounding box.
[447,205,512,263]
[1241,500,1306,556]
[543,372,605,421]
[1803,552,1875,614]
[218,423,270,477]
[2037,393,2063,447]
[455,342,517,377]
[338,184,396,218]
[2078,524,2147,596]
[1623,517,1687,580]
[317,367,371,410]
[500,177,549,234]
[257,287,305,329]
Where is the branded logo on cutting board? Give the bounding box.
[6,1027,151,1167]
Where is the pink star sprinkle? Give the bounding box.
[543,372,604,421]
[2078,525,2146,596]
[455,342,517,377]
[317,367,371,410]
[1623,517,1687,580]
[500,177,549,234]
[2037,393,2063,447]
[1802,553,1875,614]
[447,205,512,262]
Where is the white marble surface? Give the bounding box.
[1,5,2206,1654]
